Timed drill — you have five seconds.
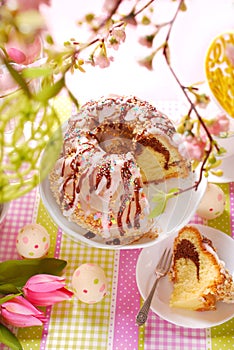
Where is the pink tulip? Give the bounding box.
[23,274,73,306]
[1,296,46,328]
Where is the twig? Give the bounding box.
[162,0,218,188]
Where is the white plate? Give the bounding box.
[39,169,206,249]
[136,224,234,328]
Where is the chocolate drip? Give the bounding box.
[61,159,66,177]
[117,194,126,236]
[133,177,142,229]
[117,161,142,236]
[76,169,88,194]
[61,174,76,209]
[126,200,132,228]
[70,155,80,172]
[79,143,95,155]
[117,161,132,236]
[95,161,112,190]
[175,239,200,280]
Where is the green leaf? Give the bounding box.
[167,187,179,197]
[3,59,31,97]
[0,293,21,305]
[40,126,63,181]
[0,258,67,294]
[148,199,166,218]
[67,89,80,110]
[0,324,23,350]
[35,77,65,102]
[151,190,166,202]
[217,146,226,155]
[22,66,53,79]
[0,284,19,294]
[149,187,179,218]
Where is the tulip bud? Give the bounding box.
[1,296,46,328]
[23,274,73,306]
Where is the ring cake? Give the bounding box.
[49,96,190,245]
[169,226,234,311]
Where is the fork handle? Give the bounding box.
[136,276,160,326]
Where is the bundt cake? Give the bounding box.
[49,95,190,245]
[169,226,234,311]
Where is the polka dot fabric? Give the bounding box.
[211,318,234,350]
[113,249,141,350]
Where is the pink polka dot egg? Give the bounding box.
[196,183,225,220]
[72,263,108,304]
[16,224,50,259]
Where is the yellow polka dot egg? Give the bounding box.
[72,263,108,304]
[196,183,225,220]
[16,224,50,259]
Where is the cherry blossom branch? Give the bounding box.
[161,0,219,189]
[132,0,155,17]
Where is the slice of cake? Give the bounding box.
[169,226,234,311]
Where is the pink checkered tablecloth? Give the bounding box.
[0,181,234,350]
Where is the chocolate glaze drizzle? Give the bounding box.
[95,160,111,190]
[117,161,142,236]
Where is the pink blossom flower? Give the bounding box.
[183,136,207,161]
[138,53,155,71]
[207,114,230,136]
[14,0,51,11]
[6,35,42,65]
[138,35,154,48]
[108,28,126,50]
[23,274,73,307]
[103,0,121,12]
[1,296,46,328]
[94,52,114,68]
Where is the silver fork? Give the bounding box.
[136,248,172,326]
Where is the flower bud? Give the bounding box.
[23,274,73,306]
[1,296,46,328]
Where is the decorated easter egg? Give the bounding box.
[16,223,50,259]
[196,183,225,220]
[72,263,108,304]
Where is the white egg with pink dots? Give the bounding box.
[196,183,225,220]
[16,223,50,259]
[72,263,108,304]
